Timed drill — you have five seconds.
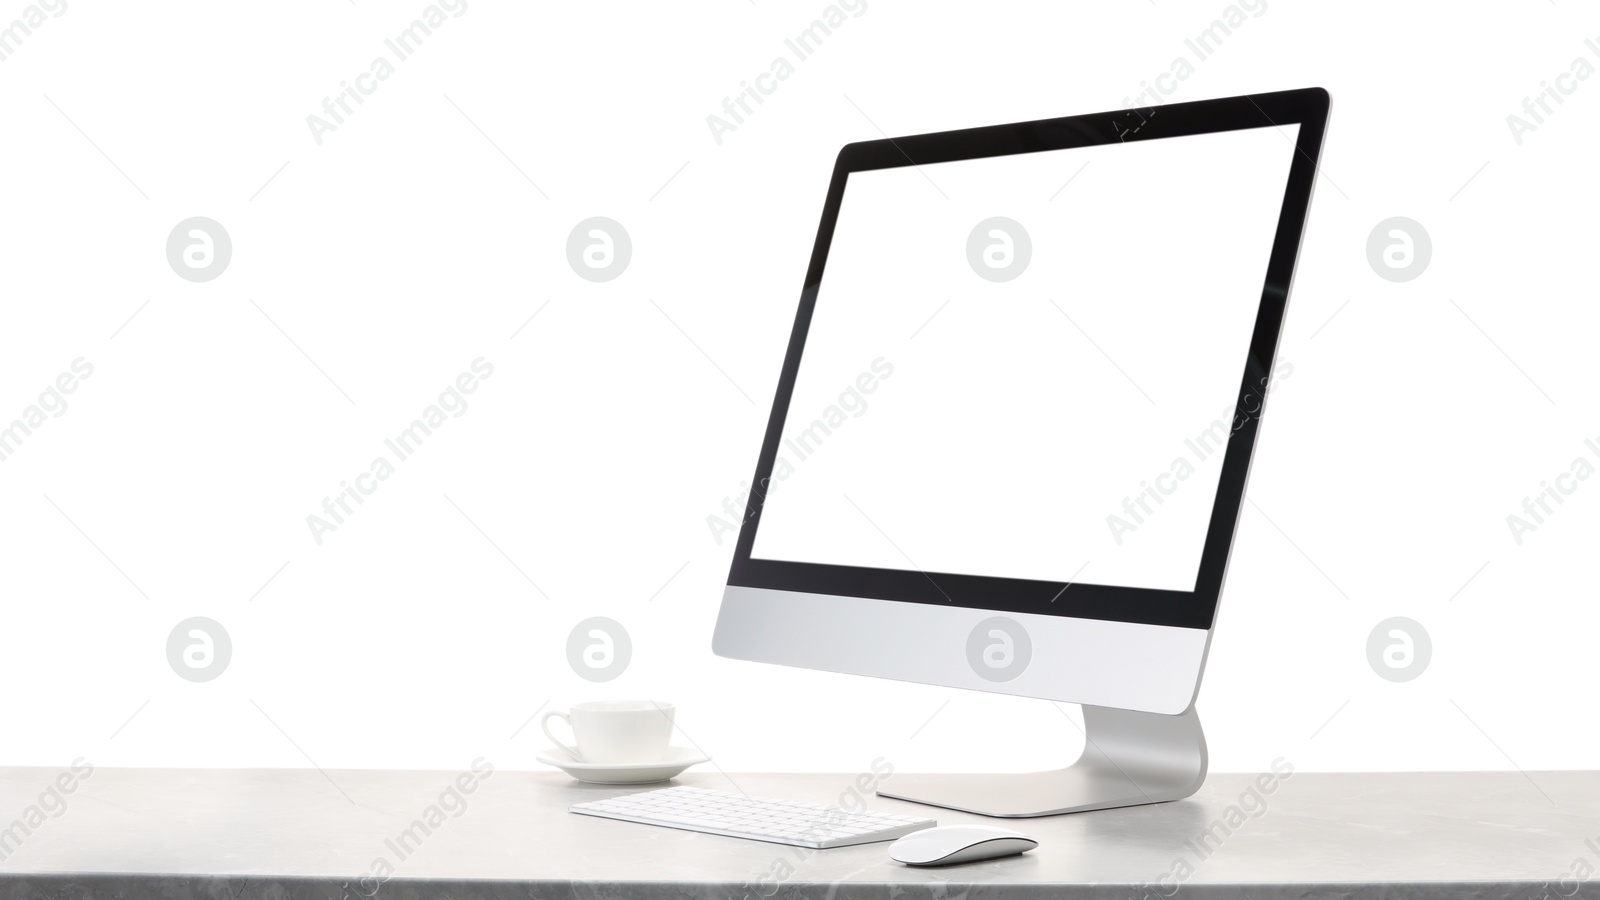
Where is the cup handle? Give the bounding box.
[540,710,582,762]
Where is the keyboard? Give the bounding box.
[569,785,937,849]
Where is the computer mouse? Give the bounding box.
[888,824,1038,866]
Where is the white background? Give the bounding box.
[1,1,1597,786]
[753,126,1295,591]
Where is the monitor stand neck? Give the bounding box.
[875,704,1207,818]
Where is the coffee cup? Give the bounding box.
[540,700,675,764]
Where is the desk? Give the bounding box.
[1,766,1594,898]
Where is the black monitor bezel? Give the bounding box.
[725,87,1330,631]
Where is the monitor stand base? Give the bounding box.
[875,704,1207,818]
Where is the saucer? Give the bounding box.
[536,746,711,785]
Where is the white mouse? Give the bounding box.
[888,824,1038,866]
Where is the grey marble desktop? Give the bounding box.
[1,765,1595,899]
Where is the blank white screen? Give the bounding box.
[750,124,1299,593]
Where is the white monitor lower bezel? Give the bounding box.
[713,585,1212,715]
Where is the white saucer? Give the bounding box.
[536,746,711,785]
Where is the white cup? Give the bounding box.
[541,700,675,764]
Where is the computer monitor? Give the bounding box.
[713,88,1330,817]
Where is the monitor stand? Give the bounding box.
[875,704,1207,818]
